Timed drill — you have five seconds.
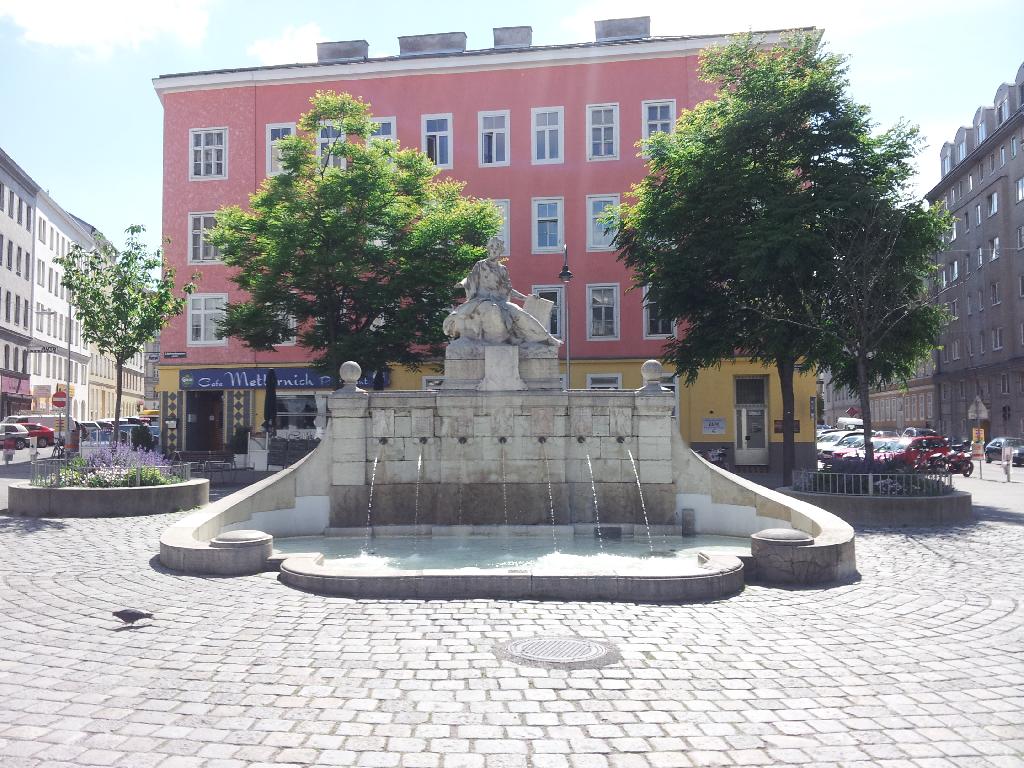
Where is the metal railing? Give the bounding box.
[30,458,191,488]
[793,469,953,497]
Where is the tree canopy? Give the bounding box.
[58,225,194,434]
[211,90,501,381]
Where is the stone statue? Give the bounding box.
[443,237,560,348]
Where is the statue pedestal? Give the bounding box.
[442,342,562,391]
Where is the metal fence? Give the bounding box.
[793,469,954,497]
[30,458,191,488]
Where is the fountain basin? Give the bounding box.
[275,528,747,601]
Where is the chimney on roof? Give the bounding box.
[316,40,369,63]
[594,16,651,42]
[493,26,532,49]
[398,31,467,57]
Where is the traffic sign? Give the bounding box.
[967,396,988,420]
[51,391,67,409]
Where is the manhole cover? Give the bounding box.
[506,637,609,664]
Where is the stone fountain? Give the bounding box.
[160,238,857,600]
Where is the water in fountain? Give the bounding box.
[413,444,423,529]
[457,438,466,526]
[364,446,383,552]
[626,447,654,553]
[540,439,558,551]
[585,454,604,550]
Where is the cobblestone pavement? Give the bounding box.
[1,489,1023,768]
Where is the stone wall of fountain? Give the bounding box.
[327,382,677,531]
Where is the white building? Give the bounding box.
[31,192,93,422]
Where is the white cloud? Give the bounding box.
[0,0,210,57]
[247,23,322,65]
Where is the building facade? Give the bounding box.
[868,360,935,435]
[932,61,1024,442]
[153,18,818,469]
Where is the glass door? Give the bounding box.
[734,377,769,465]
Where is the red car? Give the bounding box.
[891,436,951,469]
[20,423,56,448]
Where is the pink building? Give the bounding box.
[154,18,815,470]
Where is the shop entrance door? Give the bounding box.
[734,377,768,465]
[185,391,224,451]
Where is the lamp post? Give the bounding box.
[558,243,573,390]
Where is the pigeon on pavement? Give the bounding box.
[112,609,154,626]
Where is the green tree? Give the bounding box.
[616,32,863,484]
[211,90,500,381]
[58,225,195,439]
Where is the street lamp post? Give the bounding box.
[558,244,573,391]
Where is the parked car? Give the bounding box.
[0,423,31,449]
[816,430,864,461]
[872,429,900,439]
[819,433,866,462]
[3,414,78,432]
[19,423,56,448]
[902,427,938,438]
[984,437,1024,465]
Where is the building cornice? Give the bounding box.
[0,146,41,197]
[152,28,810,99]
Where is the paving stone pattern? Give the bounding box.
[1,482,1023,767]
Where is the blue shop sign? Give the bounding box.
[179,367,334,390]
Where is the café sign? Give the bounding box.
[179,367,334,390]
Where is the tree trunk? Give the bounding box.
[776,356,796,487]
[114,359,124,447]
[856,354,873,466]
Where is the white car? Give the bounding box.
[0,423,31,449]
[815,430,862,460]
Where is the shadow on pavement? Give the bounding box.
[0,514,68,534]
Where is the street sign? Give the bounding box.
[967,396,988,420]
[51,391,67,409]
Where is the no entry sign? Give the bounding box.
[51,391,67,409]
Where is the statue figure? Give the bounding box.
[443,237,560,347]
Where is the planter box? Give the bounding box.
[781,487,972,527]
[7,478,209,518]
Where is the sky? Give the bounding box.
[1,0,1022,252]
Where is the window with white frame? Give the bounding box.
[1013,136,1019,157]
[478,110,509,166]
[531,197,563,252]
[952,339,960,360]
[190,128,226,179]
[1018,225,1024,250]
[586,374,621,390]
[942,154,951,175]
[957,140,966,161]
[531,107,563,164]
[531,284,563,338]
[977,247,984,270]
[586,195,619,250]
[587,103,619,161]
[642,100,675,140]
[587,284,619,340]
[369,117,396,144]
[975,203,982,225]
[266,123,294,176]
[990,236,1000,260]
[189,213,220,263]
[988,192,998,216]
[643,286,674,338]
[977,121,987,142]
[422,114,452,168]
[998,99,1009,124]
[278,313,298,345]
[950,259,959,281]
[489,199,510,255]
[1016,176,1024,203]
[318,121,345,168]
[993,327,1004,350]
[1001,145,1007,166]
[188,294,227,345]
[1001,372,1010,395]
[992,281,1001,305]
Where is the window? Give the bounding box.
[992,281,1001,305]
[977,247,984,270]
[13,295,19,325]
[531,107,563,164]
[1001,373,1010,395]
[952,339,960,360]
[979,288,984,310]
[993,327,1004,350]
[950,220,957,241]
[643,286,674,338]
[38,218,45,243]
[531,285,564,338]
[317,121,345,168]
[977,121,987,142]
[586,195,619,250]
[950,259,959,281]
[964,213,970,233]
[1000,145,1007,166]
[15,246,20,276]
[489,200,510,255]
[957,140,966,161]
[266,123,294,176]
[478,110,509,166]
[1018,226,1024,250]
[990,236,1000,260]
[967,294,972,315]
[998,99,1009,124]
[531,197,563,253]
[1020,275,1024,298]
[642,99,675,140]
[979,332,985,355]
[969,174,974,191]
[988,193,998,216]
[975,203,982,225]
[1016,177,1024,203]
[950,299,958,318]
[188,294,227,345]
[586,374,622,390]
[190,128,227,179]
[587,284,619,340]
[275,395,318,431]
[1013,136,1019,157]
[967,336,974,357]
[587,104,619,161]
[942,154,951,175]
[368,117,396,144]
[189,213,220,263]
[422,114,452,169]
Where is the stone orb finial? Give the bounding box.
[639,359,666,392]
[338,361,364,393]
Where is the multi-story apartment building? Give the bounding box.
[869,360,935,434]
[932,60,1024,441]
[0,148,37,417]
[144,339,160,411]
[31,195,93,422]
[152,18,818,470]
[88,347,146,420]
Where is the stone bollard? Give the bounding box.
[749,528,816,584]
[208,529,274,575]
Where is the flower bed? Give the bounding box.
[32,445,189,488]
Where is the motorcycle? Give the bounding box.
[930,449,974,477]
